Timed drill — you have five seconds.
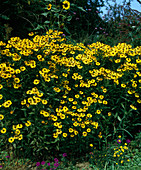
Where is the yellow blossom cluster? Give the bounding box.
[0,29,141,144]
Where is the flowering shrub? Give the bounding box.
[0,29,141,164]
[89,135,132,169]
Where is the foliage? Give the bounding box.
[0,0,85,41]
[96,0,141,47]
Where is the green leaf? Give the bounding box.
[44,20,50,24]
[34,25,44,30]
[51,7,60,13]
[28,112,35,115]
[133,123,141,126]
[67,15,72,21]
[13,143,16,149]
[0,15,9,20]
[77,7,86,12]
[54,13,60,18]
[41,13,48,17]
[54,98,60,101]
[117,116,121,121]
[120,128,133,138]
[64,27,71,35]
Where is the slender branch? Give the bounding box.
[18,15,35,28]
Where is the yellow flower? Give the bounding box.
[62,133,67,137]
[87,128,91,132]
[28,32,34,36]
[42,99,48,105]
[47,4,52,10]
[96,62,100,66]
[33,79,40,85]
[103,88,107,93]
[0,84,3,89]
[60,114,65,119]
[43,112,49,117]
[18,134,23,140]
[12,125,18,130]
[53,133,58,138]
[121,84,126,88]
[74,130,78,135]
[103,100,108,105]
[16,124,23,129]
[108,112,111,116]
[68,98,74,102]
[58,124,62,128]
[69,128,73,133]
[0,114,4,120]
[25,121,31,127]
[21,99,26,105]
[73,121,78,127]
[82,131,87,137]
[75,94,79,98]
[90,144,93,147]
[87,113,92,118]
[15,129,20,135]
[1,128,6,134]
[99,95,104,99]
[14,78,20,83]
[81,123,85,128]
[96,110,101,114]
[62,0,70,10]
[8,137,14,143]
[52,116,58,121]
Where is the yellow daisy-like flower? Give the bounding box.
[60,114,65,119]
[42,99,48,105]
[18,134,23,140]
[90,144,93,147]
[96,110,101,114]
[121,84,126,88]
[1,128,6,134]
[33,79,40,85]
[28,32,34,36]
[103,100,108,105]
[43,112,49,117]
[103,88,107,93]
[0,84,3,89]
[53,133,58,138]
[47,4,52,10]
[75,94,79,98]
[62,133,67,137]
[87,128,91,132]
[15,129,20,135]
[25,120,31,127]
[69,128,73,133]
[0,94,3,100]
[82,131,87,137]
[16,124,23,129]
[0,114,4,120]
[8,137,15,143]
[108,112,111,116]
[62,0,70,10]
